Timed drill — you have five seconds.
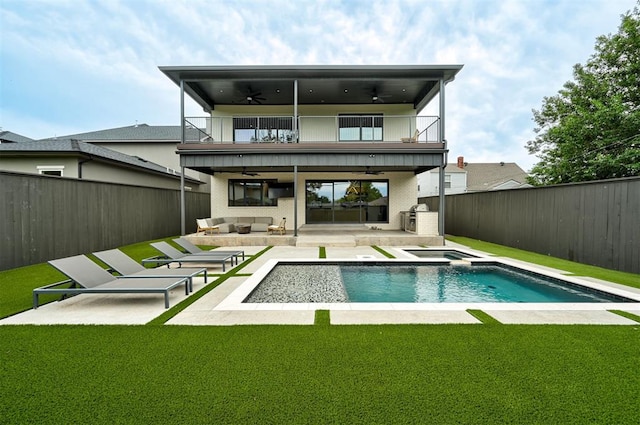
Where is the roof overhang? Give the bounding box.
[159,65,463,113]
[177,142,447,176]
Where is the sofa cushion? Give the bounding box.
[239,217,256,223]
[251,222,269,232]
[254,217,273,224]
[217,222,235,233]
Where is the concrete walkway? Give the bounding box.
[2,244,639,326]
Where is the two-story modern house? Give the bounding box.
[159,65,463,239]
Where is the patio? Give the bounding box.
[2,243,639,326]
[188,224,444,247]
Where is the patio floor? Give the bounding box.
[2,243,639,326]
[186,224,444,247]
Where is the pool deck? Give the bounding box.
[2,242,640,326]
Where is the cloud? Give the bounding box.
[1,0,636,171]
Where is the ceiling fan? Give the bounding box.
[370,88,392,103]
[241,167,259,176]
[355,167,384,175]
[237,87,266,105]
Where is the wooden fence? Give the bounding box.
[0,172,210,270]
[421,177,640,274]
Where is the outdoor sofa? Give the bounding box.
[203,216,273,233]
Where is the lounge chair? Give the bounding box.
[196,218,219,235]
[93,248,208,293]
[143,241,238,271]
[173,237,245,262]
[267,218,286,235]
[34,255,189,309]
[401,129,420,143]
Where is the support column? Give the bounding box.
[438,79,446,238]
[180,80,186,236]
[293,79,298,142]
[293,165,298,236]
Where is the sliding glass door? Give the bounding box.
[305,180,388,224]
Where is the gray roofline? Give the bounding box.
[0,139,203,185]
[159,64,463,112]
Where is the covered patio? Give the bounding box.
[186,224,443,247]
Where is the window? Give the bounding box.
[444,174,451,189]
[338,114,383,141]
[37,165,64,176]
[233,117,294,143]
[228,180,278,206]
[305,180,388,223]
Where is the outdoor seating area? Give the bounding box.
[143,241,242,271]
[35,254,190,309]
[14,243,640,325]
[197,217,274,234]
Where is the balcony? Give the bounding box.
[183,115,440,144]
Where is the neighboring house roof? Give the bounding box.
[433,164,467,174]
[39,123,203,143]
[463,162,530,191]
[0,130,34,143]
[0,139,203,184]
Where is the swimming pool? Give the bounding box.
[403,249,479,260]
[244,262,635,304]
[214,258,640,316]
[340,264,627,303]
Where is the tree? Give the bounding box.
[526,3,640,185]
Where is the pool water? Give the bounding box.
[340,264,627,303]
[404,249,478,260]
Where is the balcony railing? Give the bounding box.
[183,115,440,144]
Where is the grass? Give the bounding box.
[448,235,640,289]
[371,245,395,258]
[1,325,639,424]
[1,237,640,423]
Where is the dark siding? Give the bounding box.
[0,172,210,270]
[421,177,640,274]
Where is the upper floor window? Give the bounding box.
[444,174,451,189]
[338,114,383,141]
[228,180,278,206]
[233,117,294,143]
[37,165,64,176]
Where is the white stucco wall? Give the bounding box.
[417,169,467,197]
[0,157,78,177]
[209,171,418,230]
[211,104,417,143]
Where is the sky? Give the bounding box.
[1,0,636,171]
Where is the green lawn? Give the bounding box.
[447,236,640,289]
[1,325,639,424]
[1,238,639,423]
